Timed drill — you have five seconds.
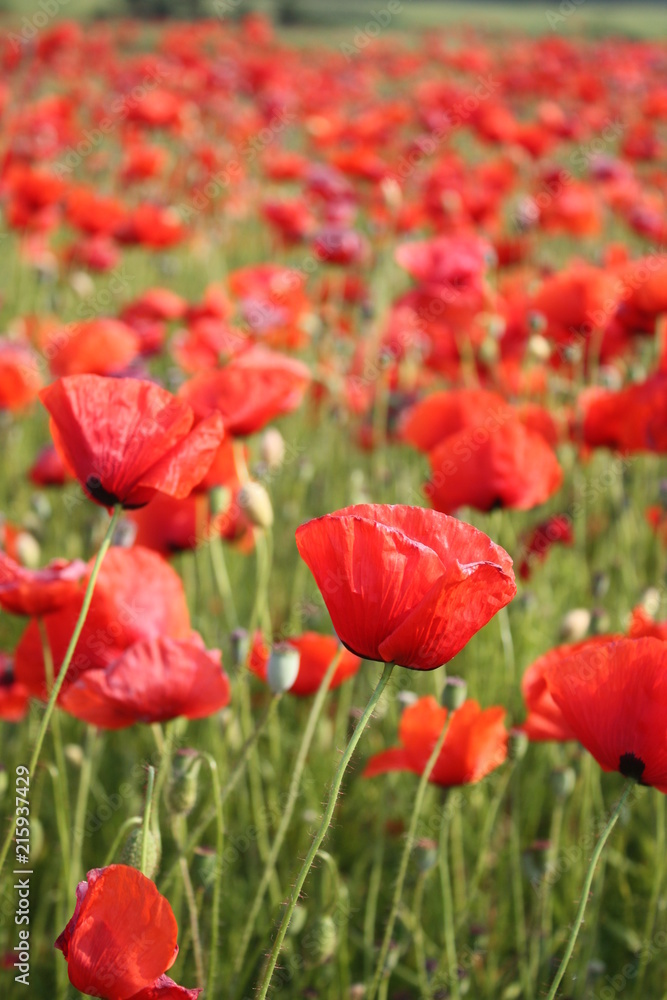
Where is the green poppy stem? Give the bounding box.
[140,766,156,876]
[545,779,636,1000]
[368,713,452,1000]
[255,660,395,1000]
[0,504,122,877]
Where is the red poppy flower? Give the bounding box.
[0,553,86,616]
[627,606,667,641]
[580,374,667,453]
[28,444,71,487]
[295,504,516,671]
[517,637,622,742]
[40,375,224,510]
[55,864,200,1000]
[364,697,507,786]
[545,637,667,788]
[518,514,574,580]
[178,348,310,438]
[15,546,192,699]
[425,417,562,514]
[60,635,230,729]
[400,389,509,453]
[44,319,140,379]
[248,631,361,696]
[0,655,29,722]
[0,340,43,412]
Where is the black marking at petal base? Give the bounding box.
[619,752,645,782]
[85,477,121,508]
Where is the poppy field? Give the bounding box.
[2,7,667,1000]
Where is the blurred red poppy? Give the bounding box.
[249,631,361,696]
[60,635,230,729]
[364,696,507,786]
[295,504,516,670]
[15,546,192,699]
[518,514,574,580]
[627,606,667,641]
[0,655,29,722]
[545,637,667,788]
[55,864,200,999]
[40,375,224,510]
[178,348,310,438]
[426,418,562,514]
[0,553,86,616]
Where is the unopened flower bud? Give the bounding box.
[166,750,202,818]
[551,767,576,800]
[441,677,467,711]
[478,337,499,365]
[238,482,273,529]
[508,729,529,761]
[527,332,551,361]
[30,493,52,521]
[121,824,162,880]
[69,271,95,298]
[415,838,437,873]
[15,532,40,568]
[260,428,286,472]
[267,644,300,694]
[380,177,402,213]
[304,914,337,966]
[559,608,591,642]
[230,628,249,668]
[640,587,661,618]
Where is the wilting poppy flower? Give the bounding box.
[518,514,574,580]
[248,631,361,696]
[426,417,562,514]
[0,655,29,722]
[0,553,86,616]
[60,635,230,729]
[364,696,507,786]
[295,504,516,671]
[55,864,200,999]
[15,546,192,699]
[40,375,224,510]
[178,348,310,438]
[545,637,667,788]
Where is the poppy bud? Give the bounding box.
[69,271,95,298]
[640,587,661,617]
[349,986,366,1000]
[550,767,576,800]
[303,914,337,966]
[238,482,274,529]
[380,177,402,213]
[260,428,285,471]
[559,608,591,642]
[65,744,84,768]
[121,825,162,881]
[478,338,500,365]
[231,628,249,668]
[166,750,202,818]
[415,838,437,873]
[527,332,551,361]
[193,846,218,893]
[30,494,52,521]
[441,677,467,711]
[267,645,300,694]
[15,532,40,569]
[508,729,529,761]
[209,485,231,517]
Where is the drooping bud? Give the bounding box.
[550,767,576,800]
[508,729,529,761]
[303,914,337,966]
[267,644,300,694]
[559,608,591,643]
[15,532,40,569]
[230,628,249,668]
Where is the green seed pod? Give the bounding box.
[267,645,300,694]
[303,914,337,966]
[441,677,467,711]
[166,751,202,818]
[120,824,162,880]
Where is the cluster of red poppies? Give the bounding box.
[1,11,667,1000]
